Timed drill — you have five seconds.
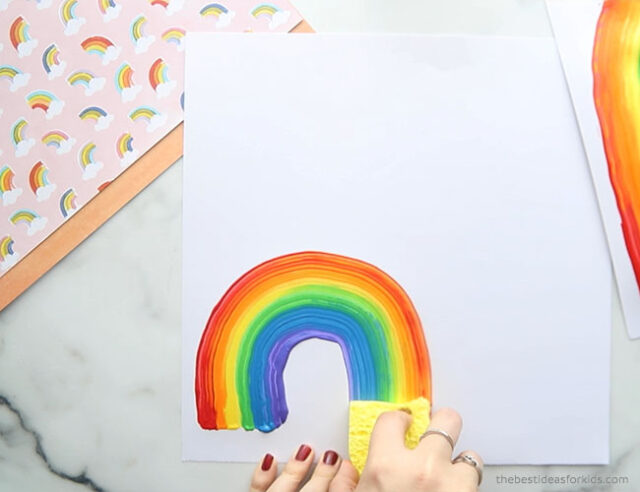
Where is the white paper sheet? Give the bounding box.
[546,0,640,339]
[182,33,611,465]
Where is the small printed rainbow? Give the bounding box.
[200,3,229,17]
[59,188,77,218]
[150,0,168,7]
[251,3,281,19]
[29,161,52,194]
[42,44,64,78]
[79,106,107,121]
[115,62,135,92]
[162,27,185,46]
[10,209,39,226]
[149,58,170,90]
[129,106,158,122]
[67,70,96,88]
[0,65,29,91]
[0,236,15,264]
[11,119,28,147]
[98,0,117,14]
[26,90,58,113]
[79,142,98,168]
[130,15,148,42]
[60,0,80,25]
[0,165,23,205]
[0,166,17,194]
[116,133,134,159]
[9,17,33,50]
[0,65,21,82]
[81,35,115,56]
[250,3,289,28]
[42,129,70,148]
[42,45,61,72]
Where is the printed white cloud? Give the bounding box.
[37,0,53,9]
[0,0,11,12]
[82,160,103,180]
[84,76,105,96]
[0,43,3,52]
[121,84,142,103]
[56,136,75,154]
[0,108,3,117]
[94,114,114,131]
[165,0,184,16]
[146,113,167,133]
[64,17,85,36]
[269,10,291,30]
[1,251,19,271]
[101,45,121,65]
[102,4,122,22]
[216,11,235,29]
[134,35,155,54]
[45,99,64,119]
[119,149,139,167]
[27,216,47,236]
[47,61,66,80]
[10,72,30,91]
[2,187,22,206]
[17,39,38,58]
[36,182,56,201]
[15,138,35,157]
[155,80,176,99]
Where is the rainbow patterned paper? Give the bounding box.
[593,0,640,288]
[0,1,302,276]
[195,251,432,432]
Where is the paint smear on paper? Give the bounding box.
[195,251,432,432]
[593,0,640,288]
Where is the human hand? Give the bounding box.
[355,407,483,492]
[249,407,481,492]
[250,445,359,492]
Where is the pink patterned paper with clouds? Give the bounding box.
[0,0,302,275]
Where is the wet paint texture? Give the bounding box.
[593,0,640,286]
[195,251,431,432]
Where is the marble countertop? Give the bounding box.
[2,1,640,491]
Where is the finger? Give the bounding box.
[368,410,412,458]
[300,450,342,492]
[328,460,359,492]
[267,444,315,492]
[416,407,462,461]
[452,450,484,489]
[249,453,278,492]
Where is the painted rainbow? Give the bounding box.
[593,1,640,288]
[195,251,431,432]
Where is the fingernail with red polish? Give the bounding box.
[323,450,339,466]
[261,453,274,471]
[295,444,312,461]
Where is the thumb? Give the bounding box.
[329,460,359,492]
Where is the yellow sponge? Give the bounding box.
[348,397,431,473]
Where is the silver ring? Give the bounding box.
[452,453,483,485]
[419,428,454,450]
